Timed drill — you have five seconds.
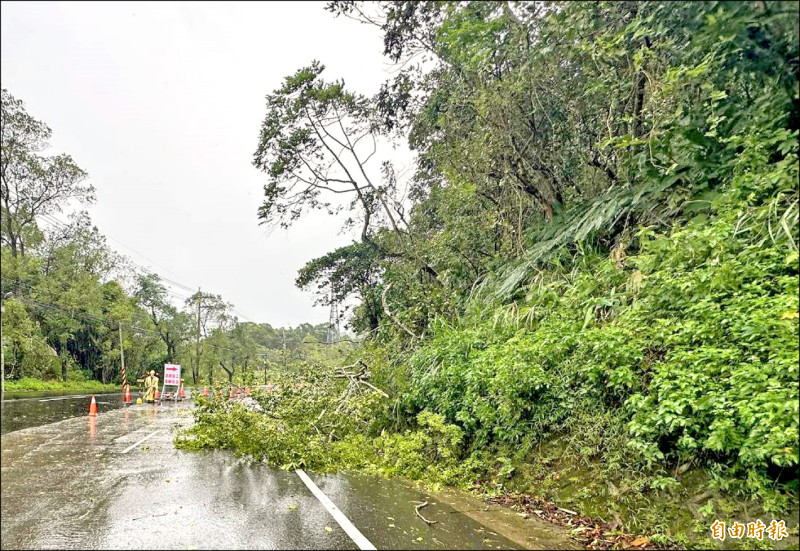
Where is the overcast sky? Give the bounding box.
[1,1,403,327]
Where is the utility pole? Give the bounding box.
[195,287,201,386]
[282,328,288,366]
[1,303,5,396]
[119,324,126,388]
[0,292,11,396]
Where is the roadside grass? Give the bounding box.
[3,377,120,393]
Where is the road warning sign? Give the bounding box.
[164,364,181,386]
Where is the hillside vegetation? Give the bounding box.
[178,1,799,547]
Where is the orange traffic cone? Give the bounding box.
[155,388,160,400]
[88,395,98,417]
[201,387,209,397]
[179,385,186,400]
[124,385,132,404]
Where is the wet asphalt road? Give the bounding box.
[0,400,575,550]
[1,392,126,434]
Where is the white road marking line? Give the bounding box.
[295,469,377,550]
[38,395,85,401]
[120,430,162,454]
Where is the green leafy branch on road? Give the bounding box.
[176,361,479,489]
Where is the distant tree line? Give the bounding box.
[1,88,344,386]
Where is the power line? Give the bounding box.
[8,196,322,338]
[15,292,353,357]
[160,277,197,294]
[5,193,250,319]
[15,294,244,354]
[17,295,157,337]
[7,281,176,338]
[3,198,352,362]
[36,207,199,292]
[5,188,196,286]
[231,309,254,323]
[0,239,190,305]
[7,281,246,354]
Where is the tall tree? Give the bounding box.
[253,62,405,245]
[25,213,122,382]
[134,273,191,364]
[1,89,94,258]
[185,290,232,384]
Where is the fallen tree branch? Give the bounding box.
[337,361,368,376]
[414,501,437,525]
[334,361,389,398]
[358,379,389,398]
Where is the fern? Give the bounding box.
[476,177,683,303]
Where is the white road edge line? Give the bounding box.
[120,430,162,454]
[295,469,377,551]
[39,395,84,402]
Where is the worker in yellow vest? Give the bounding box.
[144,370,159,403]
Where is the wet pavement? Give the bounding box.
[1,401,577,550]
[1,392,126,434]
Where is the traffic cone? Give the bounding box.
[88,396,98,416]
[179,385,186,400]
[155,388,160,400]
[124,385,132,405]
[201,387,209,397]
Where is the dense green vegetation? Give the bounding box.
[179,1,799,547]
[1,90,342,388]
[3,0,798,546]
[3,377,120,393]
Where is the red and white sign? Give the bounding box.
[164,364,181,386]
